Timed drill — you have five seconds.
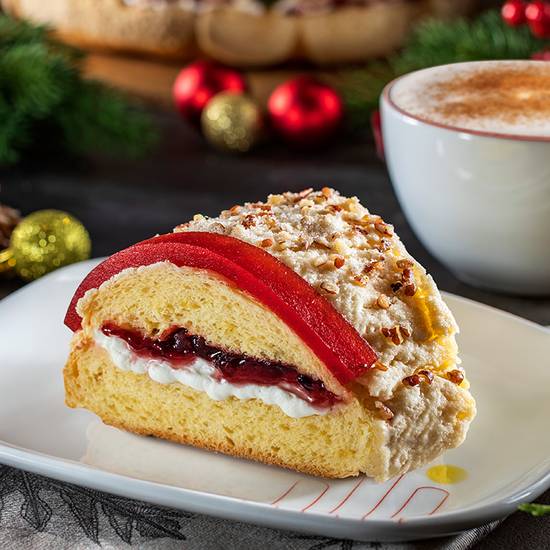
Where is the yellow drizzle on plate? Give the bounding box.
[426,465,468,484]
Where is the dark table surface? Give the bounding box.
[1,110,549,548]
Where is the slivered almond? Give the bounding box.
[374,401,394,421]
[320,281,339,295]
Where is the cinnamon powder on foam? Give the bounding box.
[428,66,550,125]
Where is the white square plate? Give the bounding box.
[1,260,549,542]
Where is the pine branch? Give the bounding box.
[343,9,549,125]
[56,81,158,159]
[0,43,73,117]
[0,16,48,48]
[0,103,29,164]
[394,11,547,74]
[519,503,550,517]
[342,62,394,127]
[0,14,157,166]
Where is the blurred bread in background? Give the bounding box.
[1,0,478,67]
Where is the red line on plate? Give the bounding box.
[429,491,450,515]
[329,479,365,514]
[362,474,405,520]
[271,481,299,506]
[301,483,330,512]
[391,486,450,519]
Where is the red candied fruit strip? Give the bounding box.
[65,233,377,384]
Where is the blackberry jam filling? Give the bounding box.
[102,323,340,409]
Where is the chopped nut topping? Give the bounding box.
[402,268,413,282]
[313,238,331,250]
[193,214,205,222]
[229,205,242,215]
[374,401,394,421]
[320,281,339,295]
[333,256,345,269]
[329,204,343,213]
[313,257,328,268]
[298,198,314,208]
[257,204,272,212]
[391,281,403,293]
[394,260,417,295]
[447,369,465,385]
[374,221,394,236]
[376,239,392,252]
[260,238,273,248]
[403,374,422,387]
[209,222,226,234]
[267,194,285,206]
[417,369,434,384]
[278,230,291,240]
[376,295,391,309]
[396,259,414,269]
[381,325,409,345]
[242,215,256,228]
[373,361,389,371]
[321,187,332,198]
[352,275,367,287]
[403,369,434,387]
[364,258,384,274]
[404,283,417,297]
[331,238,347,255]
[265,217,278,230]
[297,188,313,199]
[343,198,360,213]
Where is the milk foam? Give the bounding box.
[390,61,550,138]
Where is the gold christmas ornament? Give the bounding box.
[0,204,21,277]
[201,92,262,153]
[7,210,91,281]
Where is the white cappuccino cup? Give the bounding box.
[381,60,550,296]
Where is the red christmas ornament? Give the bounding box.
[173,60,246,126]
[525,1,550,38]
[532,49,550,59]
[267,77,344,147]
[501,0,527,26]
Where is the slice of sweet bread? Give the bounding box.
[64,188,475,480]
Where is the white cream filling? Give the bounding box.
[94,330,330,418]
